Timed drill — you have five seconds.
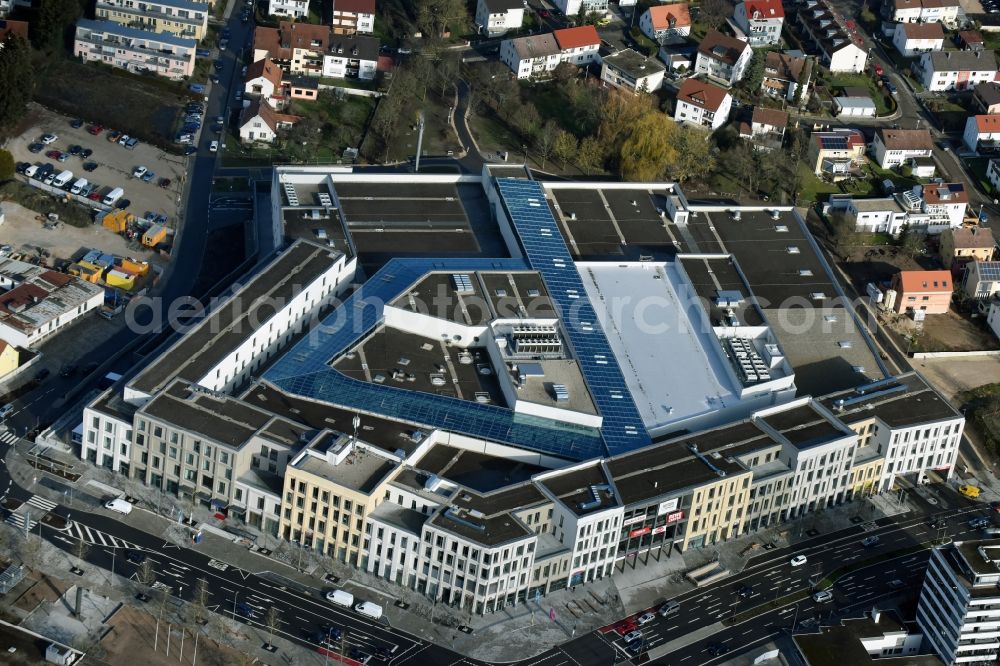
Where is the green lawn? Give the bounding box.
[828,73,892,115]
[966,157,996,196]
[798,162,843,203]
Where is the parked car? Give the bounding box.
[107,130,121,142]
[27,143,43,153]
[70,118,84,128]
[888,579,906,590]
[190,83,207,94]
[59,364,77,377]
[636,612,655,626]
[87,191,102,201]
[45,150,61,160]
[83,162,98,172]
[87,124,104,135]
[68,144,82,156]
[141,171,155,183]
[132,166,147,178]
[622,630,642,644]
[209,140,219,152]
[158,178,172,188]
[34,368,50,382]
[40,133,58,144]
[960,484,981,498]
[183,146,198,155]
[80,148,93,158]
[125,137,139,149]
[15,162,28,174]
[116,198,131,210]
[118,134,130,145]
[970,517,990,529]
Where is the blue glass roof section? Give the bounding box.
[264,257,608,460]
[494,178,651,455]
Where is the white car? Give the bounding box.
[209,140,219,153]
[812,590,833,603]
[790,555,808,567]
[636,612,655,626]
[41,134,58,144]
[132,166,147,178]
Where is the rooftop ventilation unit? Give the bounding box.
[452,273,474,293]
[552,384,569,401]
[444,507,486,532]
[771,209,781,220]
[577,484,613,512]
[732,210,742,221]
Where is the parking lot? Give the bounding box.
[4,104,187,224]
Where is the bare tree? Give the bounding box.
[136,558,156,589]
[534,120,560,170]
[72,537,90,565]
[264,606,281,649]
[190,577,211,625]
[700,0,733,30]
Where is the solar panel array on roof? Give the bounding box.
[978,262,1000,281]
[495,178,650,455]
[263,257,608,460]
[820,136,849,150]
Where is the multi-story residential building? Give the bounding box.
[973,81,1000,114]
[553,25,600,67]
[843,197,909,236]
[330,0,374,34]
[889,270,953,315]
[797,0,868,73]
[917,540,1000,664]
[475,0,524,37]
[238,99,300,144]
[892,21,945,57]
[252,23,379,80]
[268,0,307,19]
[921,182,969,231]
[551,0,608,19]
[917,50,999,92]
[244,58,284,105]
[638,3,691,46]
[745,106,787,151]
[940,226,995,268]
[732,0,784,46]
[95,0,209,41]
[962,114,1000,153]
[500,33,560,79]
[74,19,197,80]
[674,78,732,130]
[962,260,1000,301]
[599,48,665,93]
[871,128,934,169]
[889,0,960,24]
[807,129,866,178]
[762,51,810,103]
[694,30,752,86]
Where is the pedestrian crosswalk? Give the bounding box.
[5,512,36,531]
[26,495,56,512]
[0,431,18,445]
[67,521,138,550]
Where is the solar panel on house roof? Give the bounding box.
[977,262,1000,281]
[820,137,849,150]
[494,178,650,455]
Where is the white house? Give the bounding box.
[474,0,524,37]
[732,0,784,47]
[500,33,560,79]
[989,159,1000,192]
[917,50,999,92]
[892,21,944,57]
[964,260,1000,300]
[674,78,732,130]
[600,48,666,93]
[552,0,608,19]
[891,0,960,25]
[0,267,104,349]
[963,114,1000,153]
[268,0,308,19]
[244,58,284,105]
[846,197,910,235]
[74,19,197,80]
[920,183,969,232]
[834,96,876,117]
[695,30,752,86]
[330,0,374,34]
[553,25,600,67]
[639,3,691,45]
[871,128,934,168]
[797,0,867,73]
[323,34,379,80]
[239,100,299,144]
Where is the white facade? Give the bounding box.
[989,159,1000,193]
[892,0,959,24]
[834,97,876,117]
[918,542,1000,664]
[638,6,690,45]
[828,43,868,73]
[963,261,1000,300]
[694,38,752,86]
[674,92,732,130]
[963,115,1000,152]
[868,415,962,491]
[499,35,560,79]
[551,0,608,18]
[323,52,377,80]
[846,199,909,235]
[918,51,999,92]
[871,131,933,168]
[73,19,197,80]
[732,0,784,47]
[81,397,134,473]
[268,0,308,18]
[474,0,525,37]
[987,300,1000,340]
[240,114,277,144]
[892,22,945,57]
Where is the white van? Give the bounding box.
[325,589,353,607]
[70,177,88,195]
[104,498,133,515]
[53,170,74,188]
[102,187,124,206]
[24,165,38,178]
[354,601,383,620]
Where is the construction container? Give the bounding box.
[119,258,149,276]
[141,223,167,248]
[104,269,136,290]
[68,262,102,283]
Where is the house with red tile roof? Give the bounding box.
[639,4,691,45]
[239,100,301,145]
[553,25,600,66]
[695,30,753,86]
[244,58,284,106]
[963,114,1000,153]
[674,78,732,130]
[733,0,784,46]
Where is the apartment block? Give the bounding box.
[95,0,210,40]
[74,19,197,80]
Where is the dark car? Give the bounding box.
[81,148,93,158]
[83,162,98,172]
[125,549,146,564]
[221,27,231,38]
[34,368,50,382]
[737,584,753,598]
[235,602,254,619]
[83,361,99,374]
[68,144,82,155]
[184,146,198,155]
[213,60,224,71]
[321,625,342,642]
[59,364,77,378]
[372,646,391,660]
[15,162,29,174]
[862,535,880,547]
[70,118,84,128]
[888,579,906,590]
[706,642,730,656]
[45,150,62,160]
[210,74,220,84]
[27,143,43,153]
[116,198,131,210]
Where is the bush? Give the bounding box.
[900,164,912,177]
[0,150,13,180]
